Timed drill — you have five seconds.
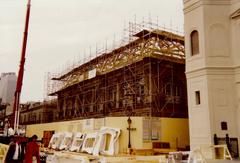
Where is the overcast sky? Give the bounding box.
[0,0,184,103]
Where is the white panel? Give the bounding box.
[188,78,211,139]
[209,23,229,57]
[79,74,84,82]
[190,110,209,137]
[88,69,96,79]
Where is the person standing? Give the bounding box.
[25,135,40,163]
[5,136,24,163]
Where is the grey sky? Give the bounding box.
[0,0,184,102]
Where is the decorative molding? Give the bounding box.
[235,66,240,83]
[184,0,231,14]
[184,0,202,13]
[184,0,232,5]
[186,66,236,79]
[231,0,240,5]
[231,8,240,19]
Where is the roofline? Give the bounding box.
[53,29,184,80]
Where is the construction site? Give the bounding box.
[22,19,237,161]
[44,21,187,122]
[11,21,191,162]
[1,0,240,162]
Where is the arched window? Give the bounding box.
[190,30,199,55]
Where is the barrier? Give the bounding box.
[0,143,9,163]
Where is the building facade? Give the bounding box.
[19,100,57,125]
[184,0,240,157]
[50,29,188,121]
[0,72,17,104]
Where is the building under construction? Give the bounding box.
[19,23,190,152]
[48,23,187,121]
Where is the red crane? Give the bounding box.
[12,0,31,132]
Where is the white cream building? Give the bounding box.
[184,0,240,156]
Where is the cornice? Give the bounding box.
[186,66,236,79]
[235,65,240,72]
[184,0,202,14]
[231,0,240,5]
[184,0,232,14]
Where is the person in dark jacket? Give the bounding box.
[5,136,24,163]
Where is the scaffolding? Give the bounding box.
[45,20,187,121]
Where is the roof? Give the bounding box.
[49,29,185,95]
[54,29,184,81]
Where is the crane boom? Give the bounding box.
[12,0,31,132]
